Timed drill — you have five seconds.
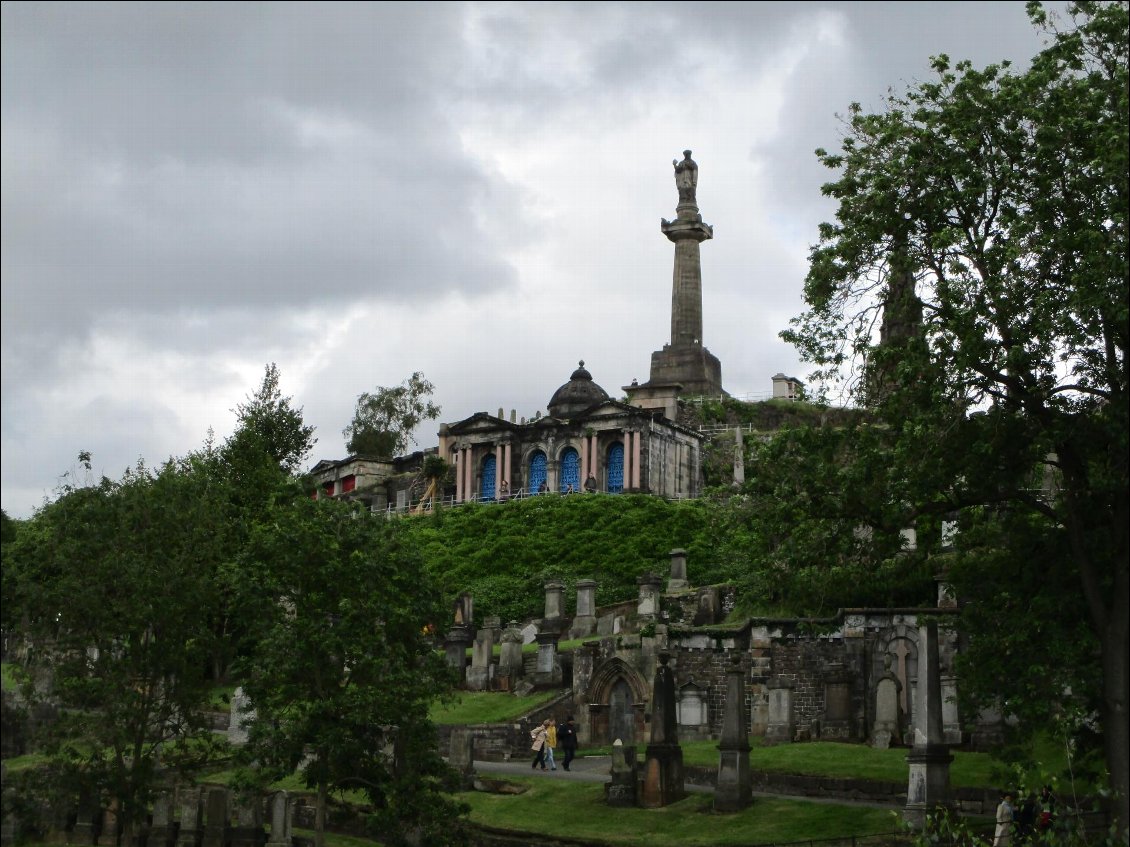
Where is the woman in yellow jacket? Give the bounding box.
[544,717,558,771]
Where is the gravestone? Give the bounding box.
[640,652,684,808]
[201,788,229,847]
[636,573,662,620]
[941,673,962,744]
[871,657,902,749]
[765,678,795,744]
[543,581,565,622]
[228,686,255,746]
[520,623,538,645]
[71,789,100,846]
[667,549,688,592]
[449,729,476,790]
[265,793,290,847]
[822,663,854,740]
[481,615,502,643]
[149,793,177,847]
[904,621,953,828]
[569,579,598,638]
[466,628,495,692]
[692,587,720,626]
[604,740,638,807]
[534,631,561,685]
[229,795,264,847]
[497,621,524,682]
[676,681,708,739]
[176,787,204,847]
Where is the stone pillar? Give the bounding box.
[466,627,495,692]
[714,657,752,812]
[640,652,684,808]
[667,549,688,592]
[604,740,638,807]
[228,686,255,746]
[444,593,474,683]
[201,788,229,847]
[175,788,204,847]
[265,793,290,847]
[941,674,962,745]
[454,448,463,502]
[764,678,795,744]
[580,439,588,489]
[503,443,511,489]
[498,621,524,682]
[569,579,598,638]
[636,573,662,620]
[904,620,953,828]
[543,581,564,623]
[590,434,599,481]
[229,795,263,847]
[494,443,501,498]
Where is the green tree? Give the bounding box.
[4,458,228,841]
[786,1,1127,828]
[225,363,316,477]
[234,495,464,847]
[343,372,440,457]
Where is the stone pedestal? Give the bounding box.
[449,729,476,790]
[202,789,229,847]
[604,741,638,807]
[497,621,524,681]
[636,573,662,620]
[444,625,473,684]
[666,549,688,592]
[543,581,565,622]
[534,630,561,686]
[466,628,495,692]
[265,793,290,847]
[714,657,752,812]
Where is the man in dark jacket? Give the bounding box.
[559,716,579,771]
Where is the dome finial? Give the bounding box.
[579,359,584,368]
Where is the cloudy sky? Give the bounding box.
[2,1,1053,518]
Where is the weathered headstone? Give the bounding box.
[691,587,720,626]
[265,793,290,847]
[201,788,229,847]
[176,787,204,847]
[822,663,854,740]
[765,678,795,744]
[666,549,688,593]
[449,728,476,790]
[497,621,524,681]
[904,621,953,828]
[228,686,255,746]
[714,657,752,812]
[229,795,264,847]
[466,628,495,692]
[871,657,902,749]
[640,652,684,808]
[569,579,598,638]
[149,793,178,847]
[542,581,564,622]
[520,622,538,645]
[676,681,707,734]
[534,630,561,685]
[636,573,662,620]
[604,740,638,807]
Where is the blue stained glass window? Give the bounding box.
[607,442,624,493]
[480,454,496,501]
[559,448,580,493]
[529,451,547,493]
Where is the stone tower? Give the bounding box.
[646,150,724,397]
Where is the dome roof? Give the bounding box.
[547,360,609,419]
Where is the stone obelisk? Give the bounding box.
[647,150,724,396]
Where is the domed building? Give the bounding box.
[437,361,703,501]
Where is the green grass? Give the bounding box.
[459,776,900,846]
[429,691,562,725]
[2,661,21,691]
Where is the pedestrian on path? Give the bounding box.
[559,716,578,771]
[530,720,549,771]
[544,717,558,770]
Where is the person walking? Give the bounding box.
[559,715,579,771]
[530,720,549,771]
[543,717,558,771]
[994,792,1015,846]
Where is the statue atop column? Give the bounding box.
[673,150,698,205]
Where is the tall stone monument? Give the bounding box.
[645,150,724,397]
[640,652,685,808]
[714,656,753,812]
[904,620,954,827]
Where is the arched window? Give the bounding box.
[480,454,496,501]
[606,442,625,493]
[528,450,547,494]
[559,447,580,493]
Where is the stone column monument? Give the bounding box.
[904,620,954,827]
[640,652,685,808]
[715,656,752,812]
[645,150,723,396]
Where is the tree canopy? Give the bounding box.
[785,0,1127,828]
[343,372,440,458]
